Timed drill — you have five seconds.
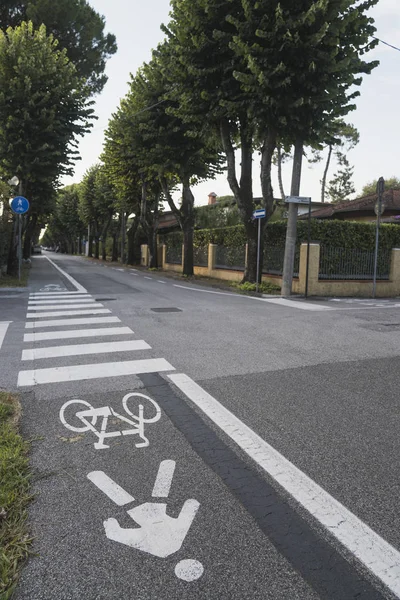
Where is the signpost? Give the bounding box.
[253,208,266,293]
[10,196,30,282]
[285,196,312,297]
[372,177,385,299]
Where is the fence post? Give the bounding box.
[390,248,400,294]
[181,245,184,272]
[299,243,320,295]
[208,244,216,276]
[162,245,166,269]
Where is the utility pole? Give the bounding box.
[372,177,385,299]
[281,139,303,297]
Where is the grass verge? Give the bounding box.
[0,264,30,288]
[231,281,281,295]
[0,392,32,599]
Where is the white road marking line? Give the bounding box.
[44,255,86,292]
[87,471,134,506]
[157,280,166,284]
[173,284,237,297]
[27,303,101,311]
[130,273,139,276]
[168,373,400,597]
[30,292,88,297]
[260,297,333,311]
[130,269,138,272]
[22,340,151,360]
[25,316,120,329]
[144,276,152,280]
[24,326,133,342]
[18,358,175,386]
[28,298,93,304]
[0,321,11,350]
[152,460,176,498]
[26,309,111,319]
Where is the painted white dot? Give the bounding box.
[174,559,204,582]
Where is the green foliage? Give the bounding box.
[43,184,86,252]
[0,0,117,94]
[0,21,94,201]
[326,155,356,203]
[0,392,31,598]
[165,220,400,254]
[361,177,400,197]
[194,202,241,230]
[231,281,280,294]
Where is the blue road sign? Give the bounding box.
[10,196,29,214]
[253,208,266,219]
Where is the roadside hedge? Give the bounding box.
[163,220,400,252]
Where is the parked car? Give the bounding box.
[32,245,42,255]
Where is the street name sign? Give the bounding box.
[10,196,29,214]
[285,196,311,205]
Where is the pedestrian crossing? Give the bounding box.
[18,291,175,387]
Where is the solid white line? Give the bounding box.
[24,326,133,342]
[87,471,134,506]
[26,309,111,319]
[28,298,93,304]
[18,358,175,386]
[260,297,333,311]
[25,316,120,329]
[0,321,11,350]
[27,303,101,311]
[168,373,400,597]
[173,284,237,297]
[152,460,176,498]
[22,339,151,360]
[44,256,86,292]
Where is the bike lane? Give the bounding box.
[16,380,319,600]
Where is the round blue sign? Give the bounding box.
[10,196,29,215]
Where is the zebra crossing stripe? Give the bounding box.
[21,340,151,360]
[17,358,175,386]
[25,316,120,329]
[27,303,101,311]
[24,326,133,342]
[26,309,111,319]
[28,298,94,305]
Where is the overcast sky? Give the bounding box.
[62,0,400,206]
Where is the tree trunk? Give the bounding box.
[94,238,100,259]
[112,231,119,262]
[6,216,18,276]
[127,219,139,265]
[220,117,257,282]
[88,234,93,257]
[277,145,286,201]
[321,145,333,203]
[282,138,304,296]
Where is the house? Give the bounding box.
[299,189,400,222]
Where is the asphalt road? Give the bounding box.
[1,253,399,600]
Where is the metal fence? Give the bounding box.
[193,246,208,267]
[263,245,299,277]
[165,245,182,265]
[319,246,391,280]
[215,245,246,271]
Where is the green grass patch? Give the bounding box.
[0,264,30,288]
[0,392,32,599]
[231,281,281,295]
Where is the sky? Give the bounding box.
[62,0,400,206]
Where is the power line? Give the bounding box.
[373,36,400,53]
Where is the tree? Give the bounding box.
[308,122,359,203]
[0,0,117,94]
[361,177,400,196]
[162,0,379,282]
[79,164,115,260]
[326,155,356,203]
[43,184,86,252]
[0,21,95,272]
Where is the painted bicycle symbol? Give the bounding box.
[59,392,161,450]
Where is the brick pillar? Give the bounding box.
[390,248,400,294]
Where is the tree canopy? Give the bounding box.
[0,0,117,94]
